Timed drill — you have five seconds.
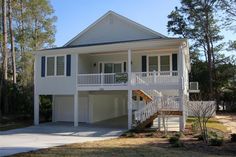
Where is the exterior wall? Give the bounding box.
[53,91,127,123]
[89,91,128,123]
[35,52,77,95]
[90,53,128,73]
[86,50,179,73]
[69,14,158,46]
[78,54,92,74]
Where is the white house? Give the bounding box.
[34,11,191,131]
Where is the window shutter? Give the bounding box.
[141,56,147,72]
[66,55,71,76]
[41,56,45,77]
[172,54,178,71]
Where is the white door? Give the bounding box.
[55,96,74,122]
[78,96,89,123]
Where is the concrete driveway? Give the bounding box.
[0,122,125,156]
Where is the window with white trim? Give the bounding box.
[56,56,65,76]
[148,56,158,72]
[46,55,65,76]
[46,57,55,76]
[160,55,170,71]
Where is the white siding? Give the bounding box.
[35,53,76,95]
[69,14,158,46]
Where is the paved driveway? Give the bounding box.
[0,122,125,156]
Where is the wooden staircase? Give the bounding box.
[134,111,183,129]
[133,92,181,130]
[133,90,152,103]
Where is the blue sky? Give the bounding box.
[51,0,235,55]
[50,0,181,46]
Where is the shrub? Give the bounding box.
[230,134,236,142]
[191,120,200,133]
[169,136,179,143]
[169,135,184,147]
[208,131,218,139]
[172,140,184,147]
[210,138,223,146]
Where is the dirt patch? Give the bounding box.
[216,113,236,133]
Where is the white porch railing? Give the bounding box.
[131,71,179,86]
[134,96,180,123]
[78,73,128,86]
[78,71,179,86]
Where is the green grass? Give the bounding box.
[186,117,228,133]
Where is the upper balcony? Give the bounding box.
[77,71,180,90]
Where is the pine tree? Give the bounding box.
[167,0,223,99]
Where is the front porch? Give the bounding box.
[77,71,180,91]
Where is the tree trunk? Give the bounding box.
[8,0,17,112]
[8,0,16,85]
[204,9,213,100]
[2,0,9,114]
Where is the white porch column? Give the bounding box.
[127,49,132,129]
[52,95,56,122]
[158,116,161,130]
[128,49,132,85]
[178,46,185,131]
[128,89,132,129]
[34,93,39,125]
[74,92,79,127]
[74,53,79,127]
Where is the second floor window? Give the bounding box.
[56,56,65,75]
[47,57,55,76]
[160,55,170,71]
[46,56,65,76]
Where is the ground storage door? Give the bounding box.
[55,96,74,122]
[78,96,89,123]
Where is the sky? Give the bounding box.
[50,0,181,46]
[50,0,235,55]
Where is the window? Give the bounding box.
[104,63,113,73]
[148,56,158,71]
[46,55,65,76]
[56,56,65,75]
[47,57,55,76]
[160,56,170,71]
[114,63,122,73]
[101,62,123,73]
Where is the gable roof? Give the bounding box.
[64,11,167,47]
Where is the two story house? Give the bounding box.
[34,11,190,131]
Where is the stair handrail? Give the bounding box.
[134,97,161,123]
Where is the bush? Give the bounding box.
[230,134,236,142]
[169,136,179,143]
[210,138,223,146]
[191,120,200,133]
[39,95,52,122]
[208,131,224,146]
[169,135,184,147]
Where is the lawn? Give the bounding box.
[186,117,229,133]
[11,137,236,157]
